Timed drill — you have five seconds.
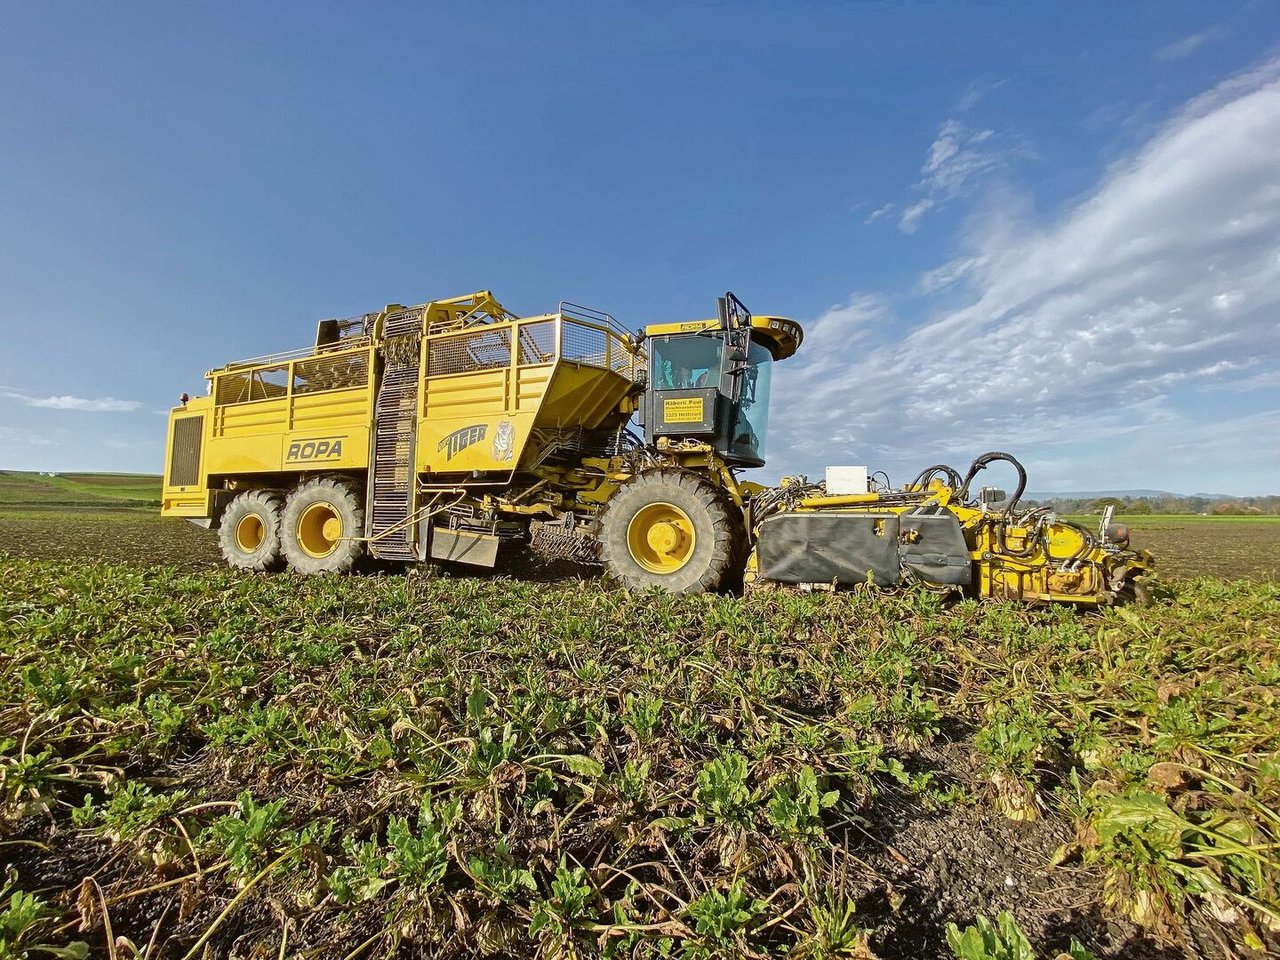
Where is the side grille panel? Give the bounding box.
[168,416,204,487]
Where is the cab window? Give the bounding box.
[650,335,724,390]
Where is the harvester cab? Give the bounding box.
[640,293,803,467]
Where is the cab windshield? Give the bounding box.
[651,335,723,390]
[730,339,772,462]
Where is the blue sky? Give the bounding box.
[2,2,1278,494]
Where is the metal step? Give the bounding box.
[368,309,424,560]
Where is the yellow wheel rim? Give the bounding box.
[234,514,265,553]
[626,502,696,574]
[298,502,342,558]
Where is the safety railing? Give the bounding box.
[558,302,643,380]
[212,309,644,406]
[421,312,643,382]
[211,344,374,407]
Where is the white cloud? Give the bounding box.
[1153,26,1230,63]
[0,426,57,447]
[896,119,1022,233]
[918,256,986,294]
[772,57,1280,494]
[897,199,934,234]
[1,388,142,412]
[866,84,1020,234]
[920,120,1011,197]
[1211,290,1245,312]
[956,78,1006,113]
[863,202,894,224]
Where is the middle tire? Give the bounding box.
[599,469,742,594]
[281,477,364,574]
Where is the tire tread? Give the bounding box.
[599,468,743,594]
[281,477,365,575]
[217,490,284,572]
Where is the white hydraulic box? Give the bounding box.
[826,465,868,496]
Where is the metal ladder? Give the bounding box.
[368,308,423,560]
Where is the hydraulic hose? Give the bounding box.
[910,464,964,491]
[994,516,1045,559]
[958,451,1027,510]
[1044,518,1097,567]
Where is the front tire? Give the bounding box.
[218,490,284,571]
[599,469,742,593]
[281,478,364,574]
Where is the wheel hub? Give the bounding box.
[627,502,697,574]
[298,503,342,558]
[234,514,265,553]
[646,520,685,555]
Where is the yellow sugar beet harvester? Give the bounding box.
[161,290,1152,602]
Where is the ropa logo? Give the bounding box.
[439,424,486,460]
[286,437,345,462]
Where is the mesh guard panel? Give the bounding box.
[168,416,203,487]
[294,352,369,394]
[427,329,511,376]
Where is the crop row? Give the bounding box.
[0,557,1276,957]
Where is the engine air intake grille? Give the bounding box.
[168,416,204,487]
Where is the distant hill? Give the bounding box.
[1024,489,1235,501]
[1021,488,1278,516]
[0,471,161,512]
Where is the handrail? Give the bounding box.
[216,345,315,372]
[215,310,641,383]
[214,339,370,373]
[558,300,627,335]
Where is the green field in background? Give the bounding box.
[0,470,160,511]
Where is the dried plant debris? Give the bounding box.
[0,557,1276,958]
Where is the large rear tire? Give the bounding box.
[218,490,284,572]
[281,478,364,575]
[599,469,742,593]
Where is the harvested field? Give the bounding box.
[1,552,1277,958]
[1119,517,1280,581]
[1,487,1277,957]
[0,512,222,570]
[0,470,160,510]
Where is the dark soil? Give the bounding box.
[1128,518,1280,581]
[1,510,1274,958]
[0,512,222,570]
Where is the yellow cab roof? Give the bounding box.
[643,314,804,361]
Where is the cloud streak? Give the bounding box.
[2,388,142,413]
[956,77,1006,112]
[894,119,1021,233]
[897,199,934,234]
[0,425,57,447]
[863,202,894,224]
[1153,26,1229,63]
[776,57,1280,493]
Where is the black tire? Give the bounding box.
[217,490,284,572]
[281,478,364,575]
[599,469,743,593]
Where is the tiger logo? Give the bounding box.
[492,419,516,462]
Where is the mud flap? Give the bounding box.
[900,513,972,586]
[757,512,902,585]
[429,528,501,567]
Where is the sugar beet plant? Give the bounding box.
[0,554,1276,958]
